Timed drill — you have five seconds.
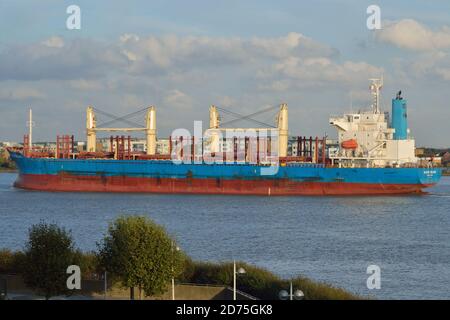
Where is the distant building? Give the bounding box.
[95,138,170,154]
[415,148,425,157]
[0,142,20,159]
[76,141,86,152]
[33,142,56,149]
[156,139,169,154]
[0,141,20,148]
[432,157,442,166]
[441,152,450,167]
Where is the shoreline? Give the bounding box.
[0,169,17,173]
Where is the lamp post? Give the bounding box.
[279,281,304,300]
[233,260,246,300]
[172,241,180,300]
[104,271,107,300]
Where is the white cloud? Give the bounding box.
[259,80,291,92]
[435,68,450,81]
[118,32,337,74]
[0,37,126,81]
[163,89,193,110]
[121,94,145,109]
[374,20,450,83]
[41,36,64,48]
[69,79,104,91]
[376,19,450,51]
[122,50,138,62]
[389,50,450,82]
[267,57,383,88]
[119,33,140,43]
[0,30,448,146]
[111,33,372,91]
[0,33,348,87]
[0,87,46,101]
[217,96,235,107]
[250,32,337,59]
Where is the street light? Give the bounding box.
[279,281,304,300]
[104,271,107,300]
[233,260,246,300]
[172,241,180,300]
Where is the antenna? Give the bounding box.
[350,91,353,113]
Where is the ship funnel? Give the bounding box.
[391,92,408,140]
[146,106,156,155]
[277,103,288,157]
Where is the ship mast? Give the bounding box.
[369,77,383,114]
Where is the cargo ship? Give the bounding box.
[8,79,441,195]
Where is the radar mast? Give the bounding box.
[369,77,383,114]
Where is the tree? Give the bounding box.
[0,249,26,274]
[23,222,75,299]
[97,215,184,299]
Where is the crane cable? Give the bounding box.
[217,105,278,128]
[93,107,148,128]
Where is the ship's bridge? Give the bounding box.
[329,79,416,167]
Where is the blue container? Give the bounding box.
[392,98,408,140]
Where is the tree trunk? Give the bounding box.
[130,287,135,300]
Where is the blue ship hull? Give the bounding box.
[9,151,441,195]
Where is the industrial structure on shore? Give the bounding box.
[8,79,441,195]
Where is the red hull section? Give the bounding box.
[14,173,428,196]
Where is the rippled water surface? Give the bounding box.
[0,173,449,299]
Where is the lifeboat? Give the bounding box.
[341,139,358,149]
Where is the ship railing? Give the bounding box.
[285,163,325,168]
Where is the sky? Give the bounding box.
[0,0,449,147]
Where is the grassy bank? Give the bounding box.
[0,249,361,300]
[179,259,361,300]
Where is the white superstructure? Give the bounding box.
[329,79,416,167]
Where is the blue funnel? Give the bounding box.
[391,95,408,140]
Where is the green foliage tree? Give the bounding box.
[0,249,26,274]
[22,222,76,299]
[97,215,184,299]
[73,250,101,278]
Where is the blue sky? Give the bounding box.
[0,0,449,147]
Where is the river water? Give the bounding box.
[0,172,449,299]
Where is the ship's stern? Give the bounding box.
[418,167,442,187]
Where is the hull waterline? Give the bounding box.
[13,173,434,196]
[9,152,441,196]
